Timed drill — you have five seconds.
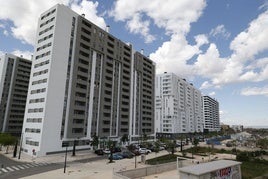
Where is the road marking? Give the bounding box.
[21,164,30,168]
[11,166,20,170]
[17,165,25,169]
[6,167,14,171]
[25,164,35,168]
[1,168,8,173]
[30,163,39,167]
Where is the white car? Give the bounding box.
[139,148,151,154]
[103,148,111,154]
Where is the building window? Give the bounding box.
[32,78,47,85]
[34,60,50,68]
[26,140,39,146]
[25,128,41,133]
[26,118,42,123]
[40,17,55,28]
[29,98,45,103]
[30,88,46,94]
[28,108,44,113]
[33,69,48,76]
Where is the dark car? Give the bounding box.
[108,153,123,160]
[121,151,135,158]
[112,147,122,153]
[94,149,104,155]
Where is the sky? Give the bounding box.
[0,0,268,127]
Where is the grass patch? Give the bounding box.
[146,154,184,165]
[241,160,268,179]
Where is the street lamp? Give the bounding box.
[62,142,69,173]
[18,133,23,159]
[72,140,76,156]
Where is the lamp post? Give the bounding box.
[62,141,69,173]
[18,133,23,159]
[64,146,68,173]
[135,154,137,168]
[72,140,76,156]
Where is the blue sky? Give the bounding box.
[0,0,268,127]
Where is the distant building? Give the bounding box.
[0,54,31,136]
[155,73,203,138]
[203,96,220,132]
[221,123,230,130]
[231,125,243,132]
[22,4,155,156]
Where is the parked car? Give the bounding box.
[94,149,104,155]
[103,148,111,154]
[108,153,123,160]
[159,146,165,150]
[112,147,122,153]
[139,148,151,154]
[121,151,135,158]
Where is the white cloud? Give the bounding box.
[199,9,268,89]
[230,11,268,63]
[209,91,216,96]
[0,0,105,45]
[240,86,268,97]
[125,13,155,43]
[150,34,203,77]
[3,30,8,36]
[209,24,230,39]
[194,43,226,78]
[110,0,206,42]
[70,0,106,30]
[12,50,33,60]
[194,34,209,48]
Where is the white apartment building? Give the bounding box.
[155,73,203,137]
[203,96,220,132]
[22,4,155,156]
[0,54,31,136]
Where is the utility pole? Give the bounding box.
[18,133,23,159]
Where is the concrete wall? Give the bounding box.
[116,162,177,178]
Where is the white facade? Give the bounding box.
[22,4,155,156]
[155,73,203,134]
[0,54,9,103]
[22,5,79,156]
[203,96,220,132]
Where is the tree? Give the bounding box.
[0,133,17,154]
[193,138,199,147]
[120,134,129,145]
[141,132,149,148]
[166,140,176,155]
[257,138,268,150]
[107,140,115,163]
[91,134,99,150]
[154,140,160,154]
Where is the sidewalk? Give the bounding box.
[1,147,235,179]
[1,147,172,179]
[0,148,97,164]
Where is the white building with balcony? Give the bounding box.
[155,72,203,137]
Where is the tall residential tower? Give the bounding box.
[22,4,155,156]
[155,73,203,138]
[203,95,220,132]
[0,54,31,136]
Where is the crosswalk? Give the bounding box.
[0,162,51,175]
